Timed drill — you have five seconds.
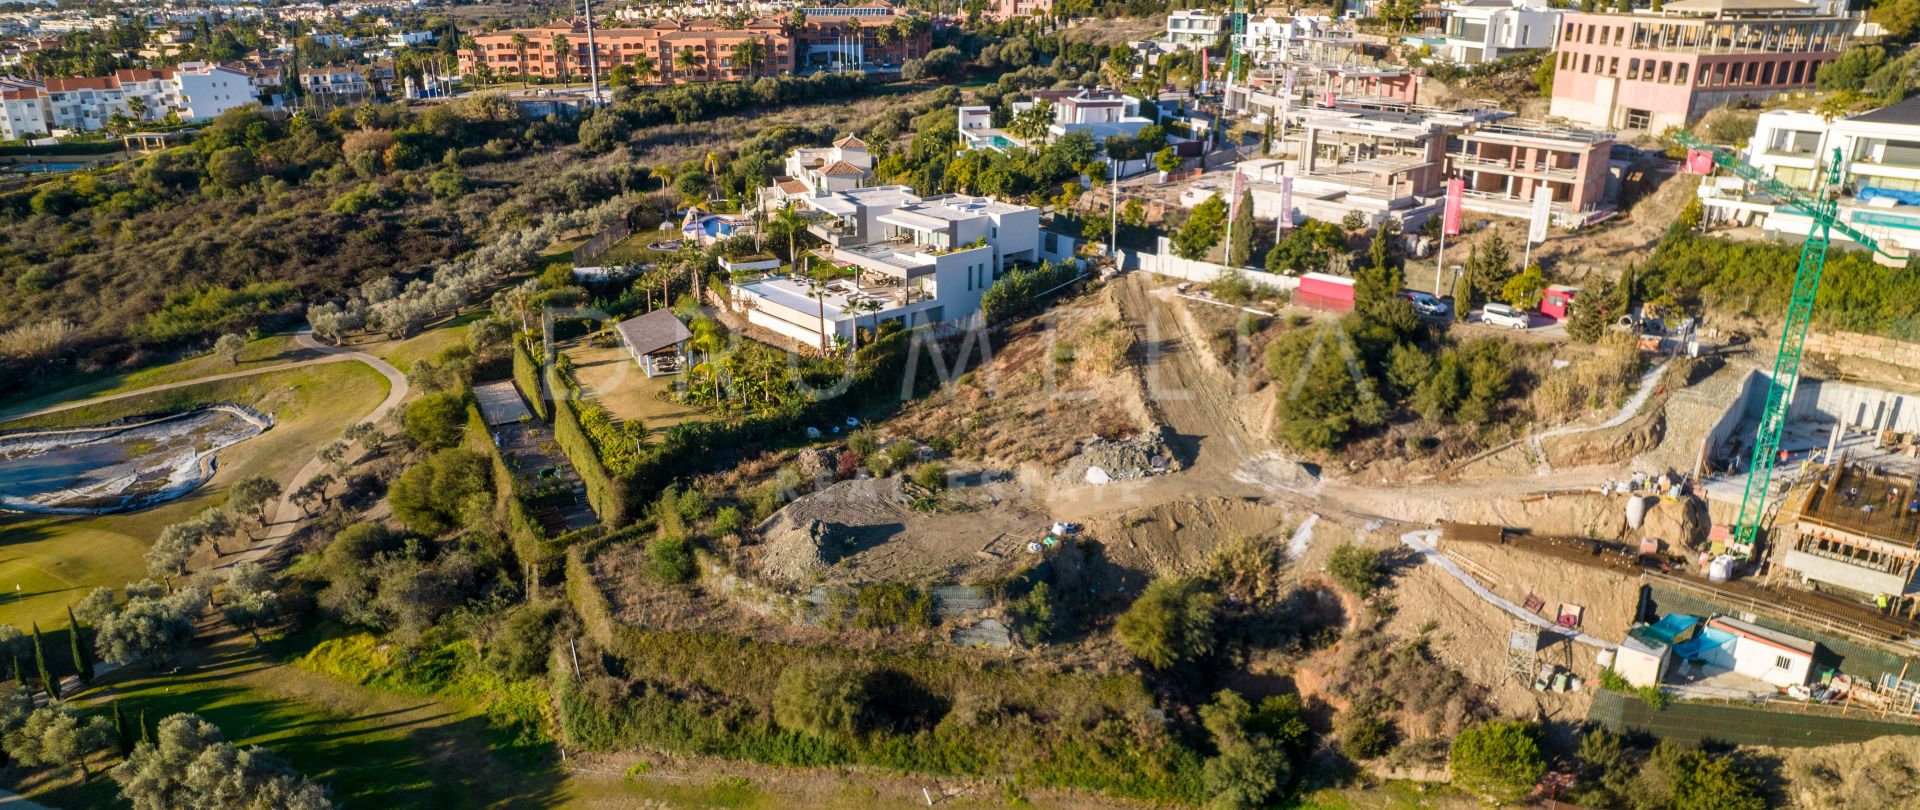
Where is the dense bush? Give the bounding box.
[1327,543,1385,597]
[1450,720,1545,804]
[403,391,470,450]
[772,661,871,743]
[388,448,492,536]
[1116,577,1217,670]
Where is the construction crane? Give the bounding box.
[1670,130,1908,559]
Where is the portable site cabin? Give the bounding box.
[1540,284,1578,319]
[1706,616,1817,688]
[615,309,693,378]
[1616,613,1700,687]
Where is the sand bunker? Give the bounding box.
[0,405,270,514]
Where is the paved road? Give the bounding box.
[211,330,407,572]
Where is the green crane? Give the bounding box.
[1671,130,1907,558]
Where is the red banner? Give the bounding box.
[1684,148,1714,175]
[1443,178,1464,237]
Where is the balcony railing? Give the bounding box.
[1451,153,1579,182]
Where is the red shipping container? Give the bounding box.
[1296,272,1355,313]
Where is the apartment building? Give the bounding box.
[1548,0,1852,132]
[1698,96,1920,254]
[733,187,1070,346]
[172,62,254,120]
[987,0,1053,20]
[464,18,794,84]
[0,77,46,140]
[461,11,928,84]
[1442,0,1558,64]
[35,63,255,132]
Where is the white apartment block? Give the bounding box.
[734,186,1075,346]
[1442,0,1558,63]
[0,77,46,140]
[39,65,255,132]
[1698,96,1920,256]
[172,62,256,121]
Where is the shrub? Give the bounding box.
[711,506,743,537]
[847,583,933,630]
[1327,544,1384,597]
[648,534,696,583]
[1336,695,1396,760]
[1116,578,1217,670]
[772,661,869,743]
[907,462,948,491]
[404,391,469,450]
[388,448,492,535]
[1450,720,1544,805]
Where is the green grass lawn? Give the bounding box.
[23,627,569,810]
[363,311,485,371]
[0,334,319,422]
[0,362,388,629]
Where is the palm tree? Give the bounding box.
[730,39,764,79]
[843,18,863,70]
[805,255,832,354]
[632,51,657,85]
[688,317,727,405]
[511,33,529,88]
[1008,100,1054,145]
[460,34,482,83]
[851,297,883,354]
[770,205,809,263]
[873,25,894,65]
[673,46,704,80]
[552,34,570,88]
[703,151,721,203]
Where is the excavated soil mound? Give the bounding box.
[753,472,1047,586]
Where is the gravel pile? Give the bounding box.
[1055,432,1176,486]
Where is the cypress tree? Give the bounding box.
[140,710,152,746]
[9,655,22,689]
[113,701,134,756]
[30,622,56,701]
[67,606,93,686]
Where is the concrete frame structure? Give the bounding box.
[1448,120,1615,224]
[1548,0,1853,133]
[1443,0,1560,63]
[1779,464,1920,602]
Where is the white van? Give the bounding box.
[1482,303,1529,330]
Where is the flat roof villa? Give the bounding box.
[732,189,1075,349]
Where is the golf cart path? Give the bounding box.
[1,350,362,424]
[206,329,408,572]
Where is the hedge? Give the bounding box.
[463,403,550,571]
[512,338,550,421]
[0,141,123,157]
[551,387,629,527]
[565,546,618,648]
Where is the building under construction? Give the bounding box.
[1777,463,1920,610]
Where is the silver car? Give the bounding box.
[1405,292,1451,318]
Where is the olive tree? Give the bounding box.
[113,714,333,810]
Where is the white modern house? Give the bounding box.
[1238,14,1335,66]
[1697,96,1920,257]
[301,65,370,98]
[961,88,1155,153]
[732,186,1075,347]
[1441,0,1558,64]
[1165,9,1224,46]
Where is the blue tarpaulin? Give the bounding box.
[1857,186,1920,206]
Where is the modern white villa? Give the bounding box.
[733,186,1077,347]
[959,88,1155,153]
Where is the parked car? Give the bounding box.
[1481,303,1529,330]
[1404,292,1451,318]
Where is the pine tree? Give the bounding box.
[30,622,57,701]
[67,606,93,686]
[1227,189,1257,267]
[113,701,134,756]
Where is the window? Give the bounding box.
[1582,53,1592,73]
[1676,63,1690,85]
[1625,108,1650,129]
[1775,655,1792,670]
[1627,58,1640,80]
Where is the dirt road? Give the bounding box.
[210,330,408,572]
[1042,275,1269,523]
